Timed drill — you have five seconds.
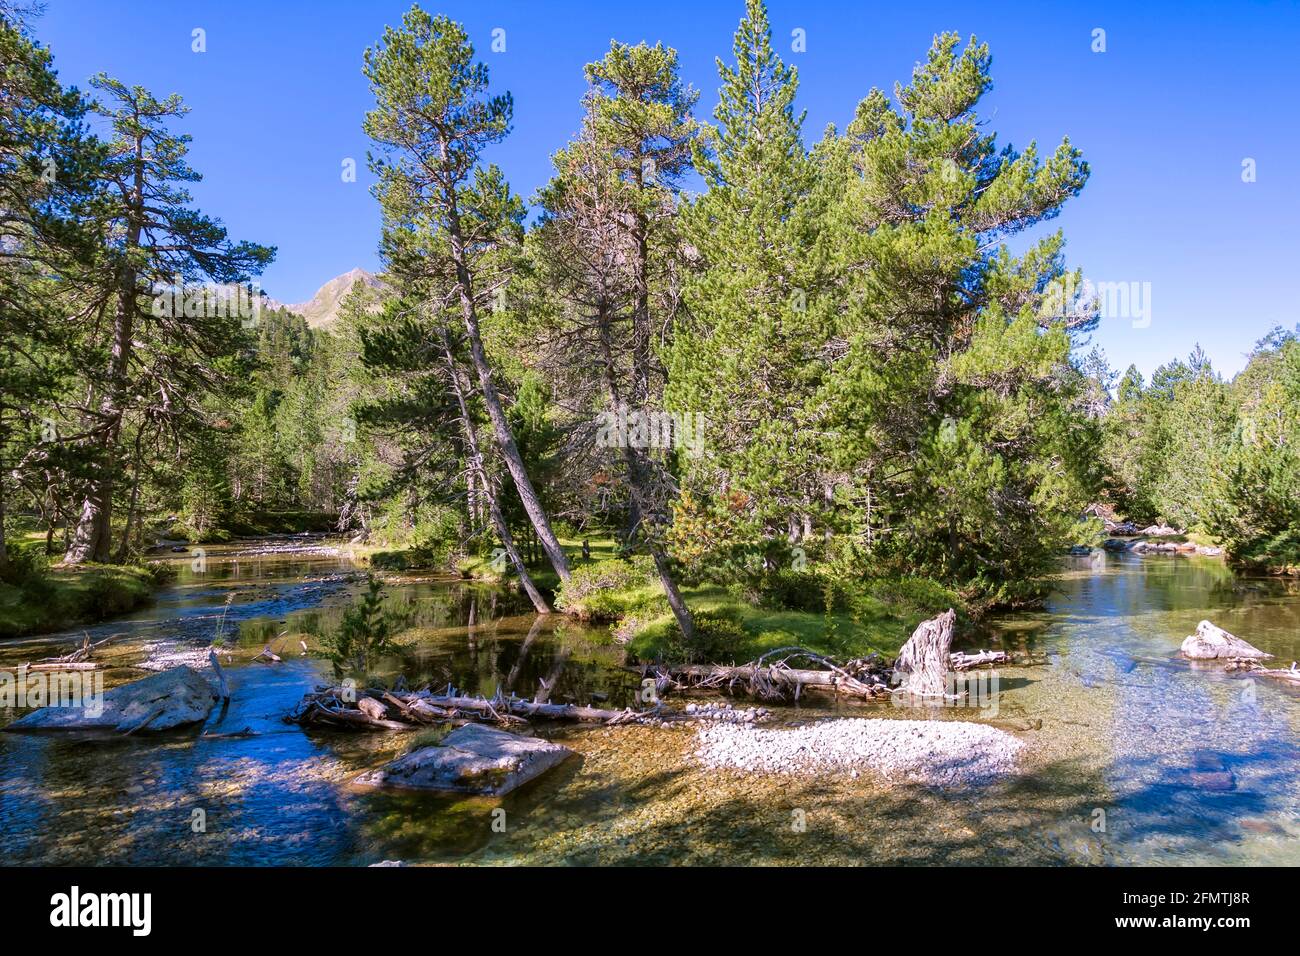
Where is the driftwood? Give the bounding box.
[651,648,891,701]
[646,636,1014,704]
[894,609,957,698]
[950,649,1010,670]
[21,633,114,671]
[253,644,282,664]
[288,686,670,731]
[209,650,230,700]
[1227,660,1300,686]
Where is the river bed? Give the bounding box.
[1,540,1297,865]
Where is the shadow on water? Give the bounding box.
[1,544,1298,865]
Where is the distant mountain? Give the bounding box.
[282,268,383,328]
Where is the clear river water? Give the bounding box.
[1,541,1297,865]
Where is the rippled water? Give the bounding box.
[1,542,1296,865]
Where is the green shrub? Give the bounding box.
[555,556,657,620]
[662,607,746,664]
[321,574,399,680]
[0,544,52,594]
[754,567,849,613]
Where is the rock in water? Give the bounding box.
[1180,620,1273,661]
[7,666,218,733]
[352,724,573,796]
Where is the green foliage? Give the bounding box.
[0,558,158,638]
[321,574,398,680]
[660,608,745,664]
[1203,333,1300,569]
[555,556,658,620]
[665,4,1096,606]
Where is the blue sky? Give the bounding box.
[30,0,1300,378]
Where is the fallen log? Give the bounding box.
[287,686,768,731]
[950,649,1010,670]
[20,662,103,672]
[1226,660,1300,686]
[652,660,889,700]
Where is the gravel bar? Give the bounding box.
[694,717,1025,787]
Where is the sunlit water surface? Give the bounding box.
[1,542,1297,865]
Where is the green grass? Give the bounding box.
[386,530,961,664]
[0,559,163,639]
[457,534,621,594]
[625,581,937,664]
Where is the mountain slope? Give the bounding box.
[284,268,382,328]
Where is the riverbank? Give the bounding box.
[387,536,968,662]
[0,558,165,640]
[2,540,1298,866]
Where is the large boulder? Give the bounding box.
[6,666,218,733]
[353,724,573,796]
[1180,620,1273,661]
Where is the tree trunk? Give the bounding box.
[65,130,144,566]
[439,334,550,614]
[443,190,571,585]
[0,477,8,574]
[595,303,694,641]
[893,609,956,698]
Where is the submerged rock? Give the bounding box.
[1179,620,1273,661]
[6,666,218,733]
[353,724,573,796]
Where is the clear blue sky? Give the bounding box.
[30,0,1300,378]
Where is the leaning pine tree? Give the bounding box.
[363,5,571,584]
[532,41,699,640]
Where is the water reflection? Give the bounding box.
[0,546,1297,865]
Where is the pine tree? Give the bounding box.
[363,5,572,584]
[665,0,827,558]
[532,41,699,639]
[62,76,272,563]
[0,13,101,571]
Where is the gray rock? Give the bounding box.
[1142,524,1181,536]
[1180,620,1273,661]
[7,666,218,733]
[353,724,573,795]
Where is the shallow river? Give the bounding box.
[1,541,1297,865]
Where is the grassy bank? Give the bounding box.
[359,533,966,663]
[548,544,967,664]
[0,552,165,639]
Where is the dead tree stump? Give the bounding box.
[893,609,956,698]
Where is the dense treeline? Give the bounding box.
[4,0,1296,643]
[1100,332,1300,571]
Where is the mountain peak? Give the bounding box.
[285,268,382,328]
